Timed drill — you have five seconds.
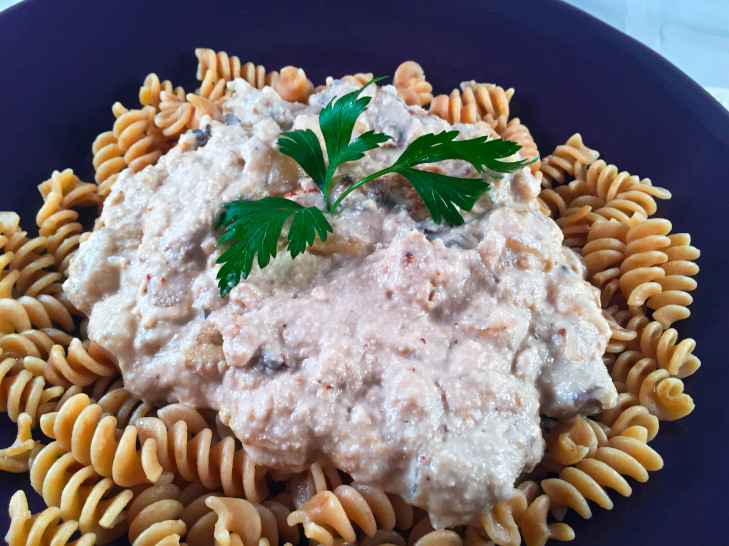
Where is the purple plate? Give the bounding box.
[1,0,727,543]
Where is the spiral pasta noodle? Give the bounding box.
[136,404,271,500]
[113,103,169,173]
[22,338,118,388]
[205,495,283,546]
[139,73,185,110]
[538,134,600,189]
[154,92,197,139]
[0,356,67,426]
[0,412,39,473]
[287,481,402,544]
[393,61,433,107]
[0,54,701,546]
[40,393,170,487]
[0,212,60,298]
[29,441,134,543]
[91,131,127,198]
[6,490,96,546]
[647,233,700,328]
[2,294,74,333]
[90,375,156,429]
[195,47,313,103]
[500,117,541,173]
[629,315,700,378]
[429,82,513,134]
[126,484,187,546]
[0,327,73,360]
[35,169,98,276]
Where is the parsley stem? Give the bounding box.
[329,167,395,213]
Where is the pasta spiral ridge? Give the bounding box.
[127,484,187,546]
[23,338,118,388]
[136,405,271,500]
[609,319,696,421]
[393,61,433,107]
[139,73,185,110]
[91,131,126,197]
[0,412,41,473]
[0,327,73,360]
[341,71,375,87]
[646,233,700,328]
[37,168,99,209]
[195,48,266,87]
[29,441,134,543]
[92,101,170,198]
[581,219,628,307]
[89,375,156,429]
[174,483,220,545]
[287,481,401,545]
[0,355,69,426]
[0,293,75,334]
[626,315,700,379]
[538,133,599,189]
[35,170,97,275]
[0,212,60,298]
[40,393,171,487]
[617,217,672,313]
[112,102,168,174]
[429,82,513,133]
[153,92,197,139]
[205,495,282,546]
[290,461,344,508]
[154,87,221,142]
[171,482,298,545]
[91,131,127,198]
[545,415,606,467]
[0,328,73,360]
[6,490,96,546]
[538,426,662,523]
[195,47,314,103]
[599,393,660,440]
[575,159,672,210]
[500,117,541,173]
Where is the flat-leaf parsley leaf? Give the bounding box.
[278,77,390,208]
[215,197,332,296]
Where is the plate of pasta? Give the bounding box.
[0,0,728,545]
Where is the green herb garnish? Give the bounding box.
[215,77,534,296]
[216,198,332,296]
[329,130,527,224]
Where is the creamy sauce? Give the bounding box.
[64,80,617,526]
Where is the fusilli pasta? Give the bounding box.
[0,53,701,546]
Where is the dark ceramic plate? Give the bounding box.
[1,0,727,543]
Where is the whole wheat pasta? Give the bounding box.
[0,412,39,473]
[39,393,170,487]
[6,490,96,546]
[126,484,187,546]
[0,357,67,425]
[28,441,133,543]
[0,52,701,546]
[393,61,434,107]
[0,328,74,361]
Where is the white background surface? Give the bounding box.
[564,0,729,108]
[1,0,728,109]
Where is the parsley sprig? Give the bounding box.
[216,198,332,295]
[330,131,527,224]
[278,78,390,209]
[216,78,535,296]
